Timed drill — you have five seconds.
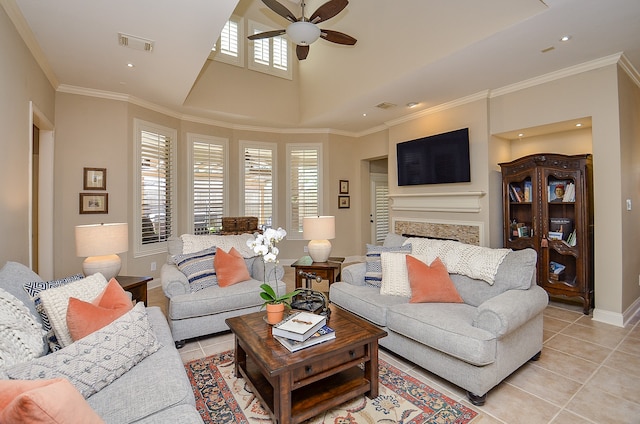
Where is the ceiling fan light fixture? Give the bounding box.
[287,21,321,46]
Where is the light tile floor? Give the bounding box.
[148,270,640,424]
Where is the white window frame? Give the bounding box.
[209,15,244,67]
[248,19,293,80]
[240,140,278,228]
[286,143,323,239]
[133,119,177,257]
[187,133,229,235]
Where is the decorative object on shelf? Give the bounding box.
[247,227,300,324]
[75,223,128,280]
[302,216,336,262]
[338,195,350,209]
[79,193,108,214]
[83,167,106,190]
[339,179,349,194]
[290,270,331,317]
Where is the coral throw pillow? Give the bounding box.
[66,278,133,341]
[0,378,104,423]
[406,255,463,304]
[215,247,251,287]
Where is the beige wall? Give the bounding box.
[0,5,55,267]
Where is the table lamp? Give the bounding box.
[75,223,128,280]
[302,216,335,263]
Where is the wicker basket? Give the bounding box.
[221,217,259,235]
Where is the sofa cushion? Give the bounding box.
[451,248,537,307]
[38,273,108,348]
[66,278,133,341]
[181,233,256,258]
[215,247,251,287]
[0,288,46,369]
[382,232,408,247]
[364,244,412,287]
[6,302,161,399]
[0,262,45,326]
[23,274,85,351]
[172,246,218,292]
[329,281,407,327]
[386,303,496,366]
[0,378,104,423]
[406,256,463,304]
[379,251,412,297]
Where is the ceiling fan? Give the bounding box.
[248,0,357,60]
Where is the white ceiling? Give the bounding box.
[5,0,640,135]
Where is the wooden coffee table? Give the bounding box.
[226,305,387,424]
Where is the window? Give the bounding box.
[209,16,244,67]
[134,119,176,256]
[248,20,292,80]
[287,144,323,238]
[241,141,276,228]
[188,134,228,235]
[371,173,389,244]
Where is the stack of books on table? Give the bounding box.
[272,311,335,352]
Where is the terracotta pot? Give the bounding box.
[266,302,285,324]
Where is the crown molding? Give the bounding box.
[618,53,640,88]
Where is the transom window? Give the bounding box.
[248,20,292,80]
[209,15,244,67]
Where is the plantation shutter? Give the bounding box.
[244,146,273,227]
[290,147,319,234]
[220,20,238,57]
[193,141,225,234]
[273,36,288,71]
[140,130,173,244]
[374,180,389,243]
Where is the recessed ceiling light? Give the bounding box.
[127,63,135,68]
[362,113,367,117]
[518,133,524,137]
[406,102,419,108]
[560,35,571,42]
[576,123,582,127]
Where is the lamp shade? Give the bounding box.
[286,21,321,46]
[303,216,335,240]
[75,223,128,257]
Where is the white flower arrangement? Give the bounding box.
[246,227,287,263]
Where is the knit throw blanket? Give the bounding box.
[405,238,511,285]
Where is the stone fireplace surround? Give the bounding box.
[393,218,482,246]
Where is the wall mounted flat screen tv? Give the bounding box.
[396,128,470,186]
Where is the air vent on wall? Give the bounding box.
[375,102,397,110]
[118,33,154,52]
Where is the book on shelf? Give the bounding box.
[566,229,577,246]
[549,217,574,241]
[562,182,576,202]
[523,180,532,202]
[548,180,573,202]
[517,226,530,238]
[272,311,326,341]
[549,261,566,275]
[274,325,336,352]
[510,185,523,202]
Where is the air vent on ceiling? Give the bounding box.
[375,102,397,110]
[118,33,154,52]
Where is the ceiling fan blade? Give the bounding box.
[296,44,310,60]
[262,0,297,23]
[248,29,286,40]
[310,0,348,24]
[320,29,357,45]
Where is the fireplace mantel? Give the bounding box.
[389,191,485,213]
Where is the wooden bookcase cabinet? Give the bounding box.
[500,153,593,314]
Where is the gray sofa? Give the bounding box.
[0,261,202,423]
[329,238,549,405]
[161,234,285,346]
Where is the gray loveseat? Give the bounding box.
[0,261,202,423]
[161,234,285,347]
[329,237,548,405]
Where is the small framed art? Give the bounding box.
[339,180,349,194]
[79,193,108,214]
[83,167,107,190]
[338,195,350,209]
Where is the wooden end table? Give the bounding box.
[116,275,152,306]
[226,305,386,424]
[291,256,345,289]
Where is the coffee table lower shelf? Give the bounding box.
[239,357,371,424]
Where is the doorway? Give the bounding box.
[368,157,389,245]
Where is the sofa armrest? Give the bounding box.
[473,285,548,337]
[251,259,284,282]
[340,262,366,286]
[161,263,190,297]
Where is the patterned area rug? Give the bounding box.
[185,350,478,423]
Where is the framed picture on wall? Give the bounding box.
[339,180,349,194]
[83,167,107,190]
[79,193,108,214]
[338,195,350,209]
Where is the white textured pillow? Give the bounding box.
[379,252,412,297]
[0,288,46,369]
[181,233,256,258]
[6,302,161,398]
[38,273,108,348]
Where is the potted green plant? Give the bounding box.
[247,227,301,324]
